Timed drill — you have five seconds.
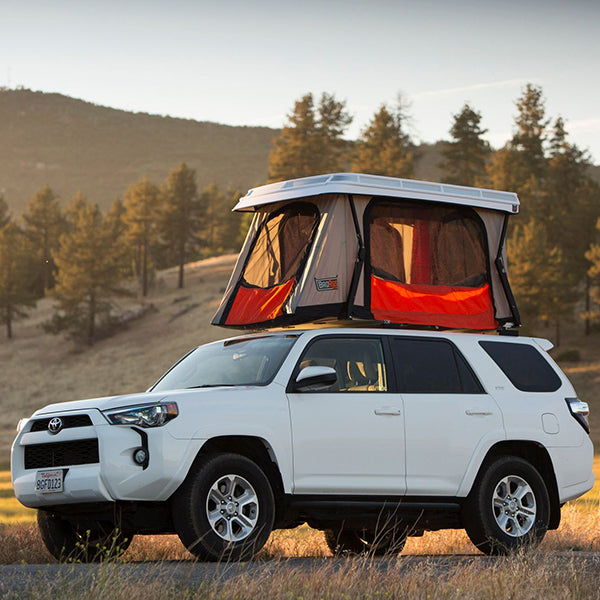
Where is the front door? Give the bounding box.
[287,336,406,495]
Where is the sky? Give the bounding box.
[1,0,599,162]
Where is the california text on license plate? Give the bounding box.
[35,469,64,494]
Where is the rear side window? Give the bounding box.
[479,341,562,392]
[391,338,483,394]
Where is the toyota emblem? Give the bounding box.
[48,417,63,434]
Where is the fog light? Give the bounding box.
[133,448,148,466]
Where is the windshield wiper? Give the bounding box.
[187,384,236,389]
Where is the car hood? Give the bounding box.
[32,386,246,416]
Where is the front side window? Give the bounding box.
[391,337,483,394]
[151,335,299,391]
[243,203,319,288]
[295,337,388,392]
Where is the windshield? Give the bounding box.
[151,334,299,392]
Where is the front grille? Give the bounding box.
[24,439,99,469]
[30,414,93,432]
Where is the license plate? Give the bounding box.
[34,469,64,494]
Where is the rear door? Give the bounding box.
[389,336,502,496]
[286,335,406,495]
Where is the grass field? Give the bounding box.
[1,457,598,563]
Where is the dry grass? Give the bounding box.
[0,255,237,462]
[1,458,598,564]
[1,550,600,600]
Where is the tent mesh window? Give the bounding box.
[243,203,319,288]
[366,200,495,329]
[369,201,487,287]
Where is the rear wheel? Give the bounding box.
[37,510,133,562]
[325,526,406,556]
[172,453,275,561]
[463,456,550,555]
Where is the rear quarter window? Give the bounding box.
[479,341,562,392]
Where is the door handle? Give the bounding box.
[465,409,492,416]
[374,407,402,416]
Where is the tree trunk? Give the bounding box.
[555,318,560,348]
[6,305,12,339]
[142,240,148,297]
[178,242,185,289]
[88,293,95,345]
[585,274,591,336]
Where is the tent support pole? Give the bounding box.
[496,214,521,329]
[345,194,365,319]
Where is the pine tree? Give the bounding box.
[0,194,9,228]
[440,103,490,186]
[352,101,414,177]
[22,184,65,295]
[0,222,37,339]
[46,201,129,345]
[487,84,549,219]
[159,163,203,288]
[268,92,352,181]
[508,220,576,345]
[123,178,160,297]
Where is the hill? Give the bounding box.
[1,253,599,464]
[0,89,278,211]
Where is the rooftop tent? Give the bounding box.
[212,173,521,331]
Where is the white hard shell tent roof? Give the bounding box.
[213,173,521,331]
[234,173,520,214]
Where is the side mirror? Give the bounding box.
[294,366,337,392]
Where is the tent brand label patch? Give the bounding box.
[315,277,338,292]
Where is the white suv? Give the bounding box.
[11,329,594,560]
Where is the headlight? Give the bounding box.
[16,418,29,433]
[103,403,178,428]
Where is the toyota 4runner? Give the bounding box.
[11,329,594,560]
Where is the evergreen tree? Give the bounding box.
[440,103,490,186]
[159,163,203,288]
[123,178,160,297]
[487,84,549,220]
[202,183,243,254]
[22,184,65,295]
[46,201,129,345]
[106,197,127,240]
[0,222,37,339]
[0,194,9,228]
[268,92,352,181]
[508,220,576,345]
[352,101,414,177]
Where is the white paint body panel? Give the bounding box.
[11,329,593,513]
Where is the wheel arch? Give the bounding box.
[182,435,287,525]
[467,440,561,530]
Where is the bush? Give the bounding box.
[554,348,581,362]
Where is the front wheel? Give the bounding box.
[172,453,275,561]
[37,510,133,562]
[463,456,550,555]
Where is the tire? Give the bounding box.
[37,510,133,562]
[462,456,550,555]
[325,526,407,556]
[172,453,275,561]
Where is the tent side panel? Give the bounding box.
[211,213,266,326]
[371,276,496,329]
[292,195,356,312]
[224,279,295,325]
[474,209,513,322]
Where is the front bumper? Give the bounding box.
[11,409,203,508]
